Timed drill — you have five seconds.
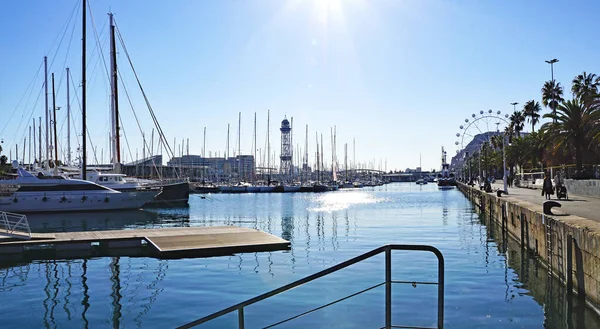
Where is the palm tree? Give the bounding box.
[542,80,565,118]
[571,71,599,103]
[541,99,597,174]
[522,100,541,132]
[509,110,525,137]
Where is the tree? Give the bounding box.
[509,110,525,137]
[541,98,597,175]
[571,71,599,103]
[542,80,565,117]
[522,100,541,132]
[0,155,6,166]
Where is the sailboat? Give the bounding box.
[84,13,189,206]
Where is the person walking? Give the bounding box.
[554,171,564,189]
[542,174,553,200]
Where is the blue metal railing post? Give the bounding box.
[385,247,392,329]
[238,307,244,329]
[438,252,445,329]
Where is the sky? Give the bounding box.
[1,0,600,172]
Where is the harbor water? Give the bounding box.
[1,183,599,328]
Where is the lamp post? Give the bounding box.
[510,102,518,112]
[502,133,508,194]
[545,58,559,123]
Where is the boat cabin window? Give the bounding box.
[17,183,111,192]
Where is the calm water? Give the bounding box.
[1,183,598,328]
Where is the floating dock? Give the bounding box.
[0,226,290,261]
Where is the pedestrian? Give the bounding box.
[542,174,553,200]
[553,171,564,189]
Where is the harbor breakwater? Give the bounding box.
[458,183,600,312]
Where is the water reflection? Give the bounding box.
[26,210,161,233]
[308,191,382,212]
[480,212,600,328]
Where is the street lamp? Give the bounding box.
[510,102,518,112]
[545,58,559,122]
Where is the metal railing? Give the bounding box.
[177,244,444,329]
[0,211,31,240]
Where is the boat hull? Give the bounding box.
[246,186,261,193]
[144,181,190,207]
[283,186,301,193]
[0,190,158,213]
[259,186,276,193]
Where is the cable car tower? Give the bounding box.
[280,117,292,183]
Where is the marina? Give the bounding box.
[2,0,600,328]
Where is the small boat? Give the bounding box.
[246,185,261,193]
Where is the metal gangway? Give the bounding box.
[0,211,31,240]
[177,244,445,329]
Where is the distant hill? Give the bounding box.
[450,131,529,169]
[450,131,501,169]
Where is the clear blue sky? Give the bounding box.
[1,0,599,172]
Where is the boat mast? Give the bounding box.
[320,133,324,183]
[44,56,49,169]
[304,124,308,182]
[267,110,270,184]
[203,126,206,183]
[109,13,121,173]
[253,112,256,183]
[38,117,42,164]
[315,132,319,183]
[238,112,241,181]
[52,73,58,168]
[32,118,36,167]
[226,124,230,159]
[290,117,294,183]
[67,67,71,165]
[81,0,87,180]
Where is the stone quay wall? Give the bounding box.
[458,183,600,310]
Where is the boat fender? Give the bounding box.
[42,196,48,202]
[13,197,17,203]
[104,197,109,203]
[61,196,67,202]
[81,196,87,202]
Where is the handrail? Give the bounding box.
[0,211,31,239]
[177,244,444,329]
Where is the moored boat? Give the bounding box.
[437,147,456,189]
[0,169,159,213]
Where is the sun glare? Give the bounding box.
[312,0,344,25]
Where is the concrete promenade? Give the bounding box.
[490,182,600,223]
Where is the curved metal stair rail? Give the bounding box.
[0,211,31,240]
[177,244,444,329]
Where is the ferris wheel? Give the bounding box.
[455,109,511,154]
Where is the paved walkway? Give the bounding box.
[487,182,600,223]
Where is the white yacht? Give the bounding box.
[0,169,160,213]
